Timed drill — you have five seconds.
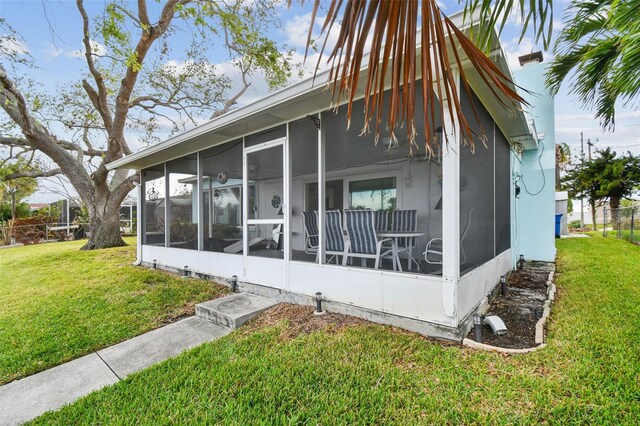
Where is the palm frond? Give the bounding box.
[464,0,554,52]
[298,0,528,155]
[548,0,640,131]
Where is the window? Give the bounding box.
[305,180,343,212]
[141,165,165,246]
[349,177,397,211]
[200,140,244,254]
[166,155,198,250]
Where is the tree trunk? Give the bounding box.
[81,202,126,250]
[610,196,621,231]
[590,199,597,231]
[10,190,16,220]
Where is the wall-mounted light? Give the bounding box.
[518,51,544,66]
[513,142,525,155]
[380,136,398,151]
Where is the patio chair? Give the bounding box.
[343,209,393,269]
[324,210,347,264]
[389,209,419,270]
[302,211,319,255]
[374,210,389,232]
[424,207,474,265]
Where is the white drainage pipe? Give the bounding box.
[483,315,507,335]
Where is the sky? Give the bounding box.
[0,0,638,203]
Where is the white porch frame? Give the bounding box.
[440,69,462,321]
[134,69,518,332]
[243,136,288,288]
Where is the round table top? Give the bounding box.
[377,231,426,238]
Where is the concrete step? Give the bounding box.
[196,293,279,329]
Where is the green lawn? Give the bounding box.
[0,238,227,385]
[603,229,640,244]
[29,235,640,424]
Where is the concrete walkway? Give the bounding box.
[0,316,230,425]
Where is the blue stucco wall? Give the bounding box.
[512,62,556,262]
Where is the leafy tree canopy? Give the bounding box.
[0,159,38,205]
[563,147,640,210]
[0,0,294,249]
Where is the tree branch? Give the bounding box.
[104,0,184,175]
[0,66,35,135]
[211,71,250,119]
[76,0,113,131]
[109,173,140,209]
[3,168,62,180]
[138,0,151,27]
[0,136,106,158]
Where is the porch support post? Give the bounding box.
[318,112,325,264]
[440,69,461,320]
[136,174,143,261]
[284,122,291,289]
[197,151,204,251]
[164,162,170,248]
[242,137,248,256]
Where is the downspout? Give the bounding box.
[132,180,143,266]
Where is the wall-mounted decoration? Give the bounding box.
[271,195,282,209]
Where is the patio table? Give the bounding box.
[377,231,426,272]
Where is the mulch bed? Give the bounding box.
[466,268,550,349]
[241,303,370,340]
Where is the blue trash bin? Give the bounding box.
[555,213,563,238]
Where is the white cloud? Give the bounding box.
[285,12,342,54]
[68,40,107,59]
[43,43,63,58]
[44,40,107,59]
[162,59,219,76]
[0,36,29,56]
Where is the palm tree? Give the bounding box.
[555,142,571,190]
[547,0,640,130]
[297,0,553,153]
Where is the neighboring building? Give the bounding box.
[107,12,555,340]
[29,197,138,234]
[556,191,569,236]
[49,198,82,224]
[28,203,49,212]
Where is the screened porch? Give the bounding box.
[140,84,511,280]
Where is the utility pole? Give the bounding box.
[587,138,594,161]
[580,132,585,229]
